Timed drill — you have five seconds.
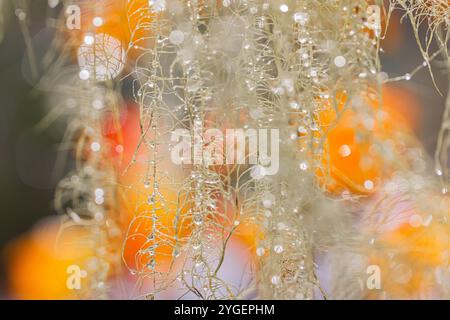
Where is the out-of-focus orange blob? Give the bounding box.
[103,106,192,274]
[66,0,153,59]
[363,191,450,299]
[6,220,93,300]
[316,86,420,194]
[366,220,449,299]
[103,105,263,271]
[382,221,449,268]
[85,0,150,42]
[234,221,263,253]
[120,185,192,273]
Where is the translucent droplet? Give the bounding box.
[279,4,289,13]
[94,188,104,197]
[169,30,185,45]
[79,69,90,80]
[149,0,166,12]
[299,162,308,171]
[262,192,275,208]
[334,56,346,68]
[274,245,284,254]
[297,126,307,135]
[363,180,374,190]
[15,9,26,21]
[339,144,351,157]
[256,247,265,257]
[90,142,101,152]
[293,12,309,25]
[92,99,103,110]
[84,34,94,45]
[92,17,103,27]
[48,0,59,8]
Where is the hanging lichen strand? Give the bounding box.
[120,0,380,299]
[49,61,123,298]
[14,0,446,299]
[29,0,126,298]
[241,0,380,300]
